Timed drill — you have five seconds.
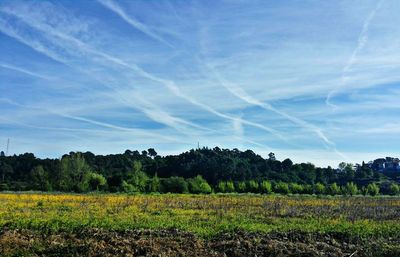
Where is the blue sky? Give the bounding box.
[1,0,400,167]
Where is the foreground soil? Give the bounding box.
[1,229,399,257]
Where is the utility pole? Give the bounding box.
[6,138,9,156]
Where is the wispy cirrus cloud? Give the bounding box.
[1,2,288,145]
[1,0,400,166]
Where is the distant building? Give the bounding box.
[367,157,400,173]
[373,158,386,172]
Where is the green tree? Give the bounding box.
[236,181,247,193]
[30,165,51,191]
[225,181,235,193]
[314,183,326,195]
[274,182,290,194]
[247,180,259,193]
[389,183,400,195]
[302,184,314,194]
[343,182,358,196]
[122,180,135,193]
[366,183,379,196]
[328,183,341,195]
[148,173,161,192]
[161,176,188,193]
[147,148,158,158]
[126,161,148,192]
[289,183,304,194]
[260,180,272,194]
[86,172,106,191]
[217,181,226,193]
[58,153,92,192]
[0,162,13,183]
[188,175,212,194]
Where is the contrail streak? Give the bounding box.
[0,13,206,137]
[326,0,385,108]
[3,7,288,144]
[96,0,173,48]
[0,98,179,142]
[0,63,53,80]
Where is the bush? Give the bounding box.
[236,181,247,193]
[126,161,148,192]
[188,175,212,194]
[302,184,314,194]
[274,182,290,194]
[389,183,400,195]
[225,181,235,193]
[247,180,259,193]
[86,172,107,191]
[366,183,380,196]
[342,182,358,196]
[122,180,135,193]
[0,183,9,191]
[260,181,272,194]
[161,176,188,193]
[314,183,326,195]
[148,173,161,193]
[328,183,341,195]
[217,181,226,193]
[289,183,304,194]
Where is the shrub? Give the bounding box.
[289,183,304,194]
[260,181,272,194]
[126,161,148,192]
[148,173,161,193]
[188,175,212,194]
[161,176,188,193]
[86,172,107,191]
[247,180,259,193]
[342,182,358,196]
[389,183,400,195]
[314,183,326,195]
[366,183,380,196]
[274,182,290,194]
[302,184,314,194]
[236,181,247,193]
[217,181,226,193]
[122,180,135,193]
[328,183,341,195]
[225,181,235,193]
[0,183,8,191]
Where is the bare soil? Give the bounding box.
[1,229,399,257]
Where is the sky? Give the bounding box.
[1,0,400,167]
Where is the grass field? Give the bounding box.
[1,193,400,256]
[1,193,400,237]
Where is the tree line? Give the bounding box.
[0,147,399,195]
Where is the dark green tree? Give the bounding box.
[161,176,188,193]
[30,165,51,191]
[148,173,161,192]
[87,172,107,191]
[126,161,148,192]
[58,153,92,192]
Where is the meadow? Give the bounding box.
[1,193,400,237]
[1,193,400,256]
